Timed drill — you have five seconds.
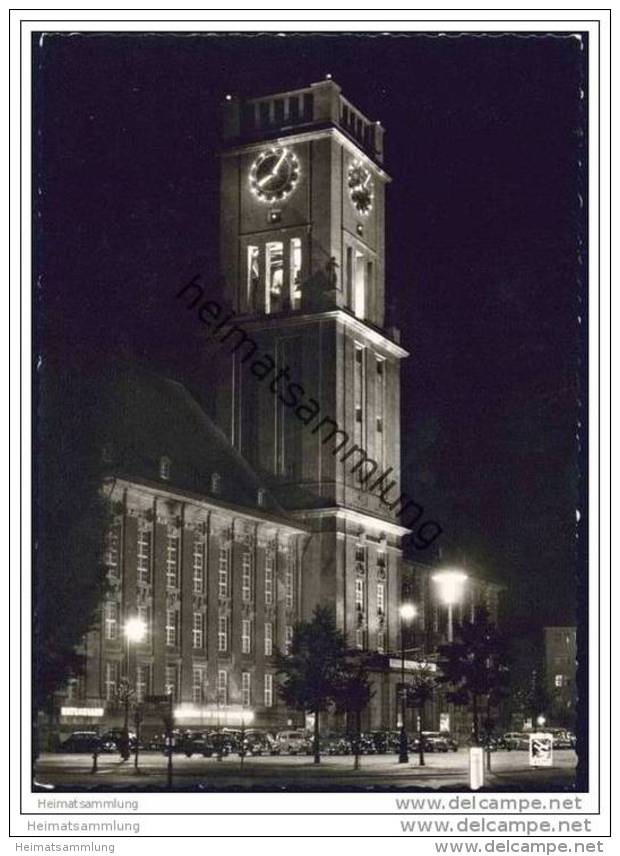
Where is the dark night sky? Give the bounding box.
[34,31,586,633]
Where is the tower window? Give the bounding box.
[247,245,260,312]
[266,241,284,313]
[354,250,365,319]
[159,456,171,480]
[290,238,302,309]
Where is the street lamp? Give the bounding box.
[432,570,468,642]
[399,603,417,764]
[120,616,147,760]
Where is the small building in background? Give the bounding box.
[544,626,577,728]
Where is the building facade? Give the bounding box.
[57,80,416,738]
[544,626,577,728]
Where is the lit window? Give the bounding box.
[555,674,564,688]
[165,609,178,647]
[159,456,171,480]
[241,619,252,654]
[137,526,151,585]
[211,472,221,494]
[164,664,178,700]
[192,665,206,704]
[217,669,228,705]
[355,627,364,650]
[266,241,284,313]
[135,664,151,703]
[257,487,266,506]
[355,578,365,608]
[242,671,251,707]
[218,615,228,652]
[192,612,204,649]
[264,622,273,656]
[192,538,205,594]
[377,629,385,653]
[242,551,252,602]
[264,673,274,708]
[354,250,365,319]
[104,526,121,580]
[285,560,294,609]
[137,604,150,643]
[377,582,385,613]
[247,245,260,311]
[290,237,302,309]
[104,661,119,701]
[104,601,119,641]
[166,530,179,589]
[285,625,294,654]
[265,550,274,606]
[218,546,229,599]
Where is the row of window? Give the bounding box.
[104,604,293,657]
[106,527,295,607]
[103,661,276,708]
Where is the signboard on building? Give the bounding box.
[529,732,553,767]
[389,659,437,672]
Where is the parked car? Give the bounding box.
[275,730,310,755]
[503,732,530,750]
[100,729,137,751]
[547,729,574,750]
[420,732,450,752]
[61,731,113,753]
[239,731,276,756]
[181,731,217,758]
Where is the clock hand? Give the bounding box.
[363,174,371,189]
[274,150,287,174]
[257,173,273,187]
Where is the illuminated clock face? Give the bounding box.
[348,160,374,215]
[250,147,299,202]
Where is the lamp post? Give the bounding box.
[398,603,417,764]
[431,570,468,643]
[120,616,147,761]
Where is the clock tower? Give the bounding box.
[215,79,408,726]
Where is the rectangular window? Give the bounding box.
[166,530,179,589]
[165,609,178,647]
[377,582,385,613]
[247,245,260,312]
[242,671,251,707]
[218,546,229,599]
[104,661,119,701]
[135,664,151,703]
[192,665,206,704]
[264,622,273,656]
[555,674,564,688]
[217,669,228,705]
[354,250,365,319]
[355,627,364,650]
[376,356,385,463]
[355,578,365,608]
[285,625,294,654]
[164,664,178,700]
[218,615,228,652]
[242,551,252,602]
[376,549,386,568]
[346,246,353,306]
[264,673,274,708]
[192,538,205,594]
[377,629,386,654]
[137,526,151,585]
[137,603,151,644]
[290,237,302,309]
[104,601,119,641]
[285,561,294,609]
[192,612,204,649]
[266,241,284,313]
[265,550,274,605]
[104,526,121,580]
[355,544,366,564]
[241,619,252,654]
[354,344,365,448]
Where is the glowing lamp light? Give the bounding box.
[325,73,332,79]
[400,603,417,622]
[124,616,147,644]
[432,570,468,605]
[225,94,233,101]
[536,715,547,727]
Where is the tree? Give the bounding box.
[276,605,347,764]
[436,607,510,746]
[405,664,439,767]
[34,362,113,734]
[334,651,373,770]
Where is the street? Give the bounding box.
[34,749,578,792]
